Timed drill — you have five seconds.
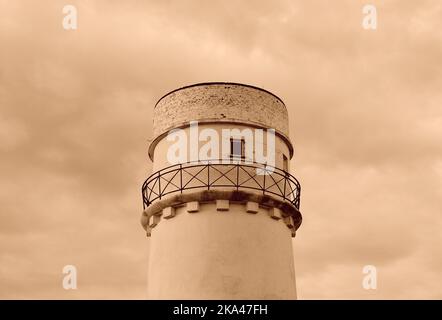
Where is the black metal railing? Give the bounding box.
[141,159,301,210]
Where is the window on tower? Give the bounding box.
[230,138,245,159]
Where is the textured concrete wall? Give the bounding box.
[153,83,290,139]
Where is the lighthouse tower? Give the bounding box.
[141,83,302,299]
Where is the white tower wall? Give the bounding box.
[147,203,297,299]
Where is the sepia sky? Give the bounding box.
[1,0,441,299]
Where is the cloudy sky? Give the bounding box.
[1,0,441,299]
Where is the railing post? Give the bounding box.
[263,168,266,195]
[236,163,239,191]
[142,190,146,210]
[180,163,183,193]
[207,163,210,190]
[297,186,301,209]
[158,171,161,200]
[283,175,287,201]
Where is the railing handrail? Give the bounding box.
[143,159,301,183]
[141,159,301,210]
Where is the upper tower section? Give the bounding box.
[142,82,302,235]
[148,82,294,161]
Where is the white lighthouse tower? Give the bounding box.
[141,83,302,299]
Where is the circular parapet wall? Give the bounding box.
[140,189,302,238]
[149,82,293,160]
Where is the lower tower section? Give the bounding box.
[142,173,301,299]
[144,200,298,299]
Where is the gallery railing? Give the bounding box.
[141,160,301,210]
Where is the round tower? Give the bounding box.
[141,82,302,299]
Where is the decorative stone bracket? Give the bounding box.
[141,190,301,238]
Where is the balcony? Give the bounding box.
[141,160,301,211]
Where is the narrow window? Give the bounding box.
[230,138,245,159]
[283,154,288,172]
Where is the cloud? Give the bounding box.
[0,0,441,299]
